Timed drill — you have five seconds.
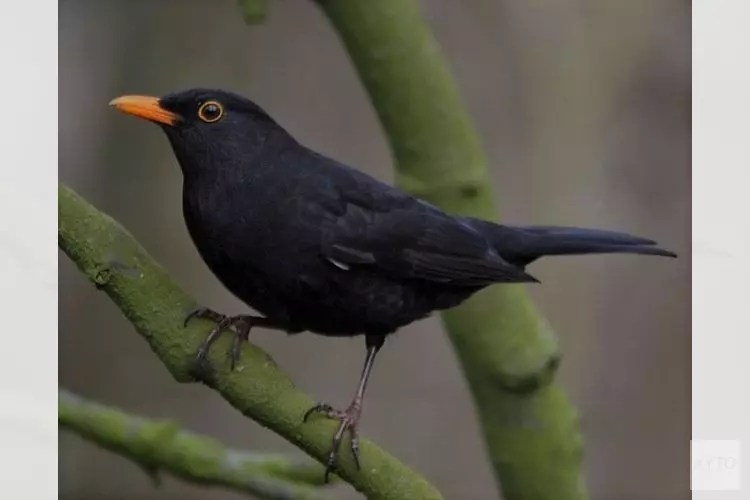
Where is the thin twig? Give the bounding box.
[59,389,334,500]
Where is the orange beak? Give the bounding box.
[109,95,181,126]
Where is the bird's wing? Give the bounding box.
[321,200,537,286]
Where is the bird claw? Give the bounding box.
[184,307,252,370]
[184,307,225,327]
[303,401,362,482]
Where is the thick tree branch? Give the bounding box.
[314,1,588,499]
[58,182,443,500]
[59,389,333,499]
[237,0,268,25]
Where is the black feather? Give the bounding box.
[468,220,677,267]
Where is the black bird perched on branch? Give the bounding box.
[110,88,676,480]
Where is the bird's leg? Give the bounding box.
[184,307,284,370]
[303,335,384,483]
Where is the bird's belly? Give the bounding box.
[203,249,475,336]
[269,270,472,337]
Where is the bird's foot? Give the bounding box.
[303,401,362,483]
[184,307,255,371]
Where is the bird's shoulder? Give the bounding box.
[289,148,410,214]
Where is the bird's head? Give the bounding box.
[109,88,286,179]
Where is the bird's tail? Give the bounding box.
[470,221,677,267]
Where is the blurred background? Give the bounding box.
[59,1,690,499]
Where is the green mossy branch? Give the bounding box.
[58,183,443,500]
[314,1,588,499]
[59,389,333,499]
[237,0,269,25]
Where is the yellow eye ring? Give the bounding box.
[198,100,223,123]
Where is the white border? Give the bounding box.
[3,0,749,498]
[693,0,750,495]
[0,1,58,499]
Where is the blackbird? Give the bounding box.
[110,88,676,480]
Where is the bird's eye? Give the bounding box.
[198,101,223,123]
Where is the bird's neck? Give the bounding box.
[168,127,294,182]
[179,132,299,203]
